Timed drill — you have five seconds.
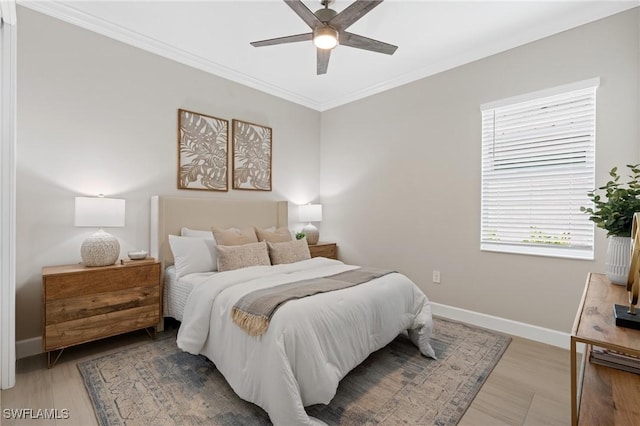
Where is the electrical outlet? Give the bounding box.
[432,270,441,284]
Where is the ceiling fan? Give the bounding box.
[250,0,397,75]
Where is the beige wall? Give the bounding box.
[15,7,321,340]
[320,8,640,332]
[14,6,640,341]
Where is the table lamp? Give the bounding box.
[75,195,125,267]
[299,203,322,245]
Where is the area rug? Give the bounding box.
[78,318,510,425]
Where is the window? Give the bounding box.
[480,78,599,259]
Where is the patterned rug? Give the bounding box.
[78,318,510,425]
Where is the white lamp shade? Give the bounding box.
[299,204,322,223]
[75,197,125,227]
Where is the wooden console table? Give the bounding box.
[570,273,640,425]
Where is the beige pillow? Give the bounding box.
[267,238,311,265]
[211,226,258,246]
[255,226,292,243]
[216,241,271,272]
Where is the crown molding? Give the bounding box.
[17,1,640,113]
[317,1,639,111]
[18,1,323,111]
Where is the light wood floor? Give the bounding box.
[1,326,573,425]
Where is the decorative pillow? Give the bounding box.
[168,235,217,278]
[180,227,214,240]
[211,226,258,246]
[216,241,271,272]
[267,238,311,265]
[255,226,293,243]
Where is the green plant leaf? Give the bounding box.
[583,164,640,237]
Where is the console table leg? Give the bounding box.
[570,337,577,426]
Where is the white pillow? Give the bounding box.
[180,227,215,240]
[168,235,217,278]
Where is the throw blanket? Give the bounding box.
[232,267,394,336]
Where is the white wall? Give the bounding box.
[320,8,640,332]
[15,7,321,341]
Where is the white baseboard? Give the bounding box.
[431,302,577,351]
[15,303,577,359]
[16,336,41,360]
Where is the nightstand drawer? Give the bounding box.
[45,304,159,350]
[44,263,160,300]
[309,242,337,260]
[45,285,160,325]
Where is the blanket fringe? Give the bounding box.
[232,307,270,336]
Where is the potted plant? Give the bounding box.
[581,164,640,284]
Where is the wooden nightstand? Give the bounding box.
[42,260,161,367]
[308,242,338,260]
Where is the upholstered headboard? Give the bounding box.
[150,195,289,267]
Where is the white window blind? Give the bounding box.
[480,79,598,259]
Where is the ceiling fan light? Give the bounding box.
[313,26,338,49]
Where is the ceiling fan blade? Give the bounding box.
[317,48,331,75]
[330,0,383,30]
[340,31,397,55]
[251,32,313,47]
[284,0,322,29]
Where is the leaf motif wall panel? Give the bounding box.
[232,119,272,191]
[178,109,228,191]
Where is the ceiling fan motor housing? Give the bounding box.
[315,7,337,23]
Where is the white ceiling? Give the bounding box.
[19,0,639,111]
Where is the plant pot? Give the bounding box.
[606,236,632,285]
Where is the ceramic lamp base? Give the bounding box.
[81,229,120,267]
[303,223,319,245]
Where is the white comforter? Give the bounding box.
[177,257,435,425]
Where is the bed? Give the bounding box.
[150,196,435,426]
